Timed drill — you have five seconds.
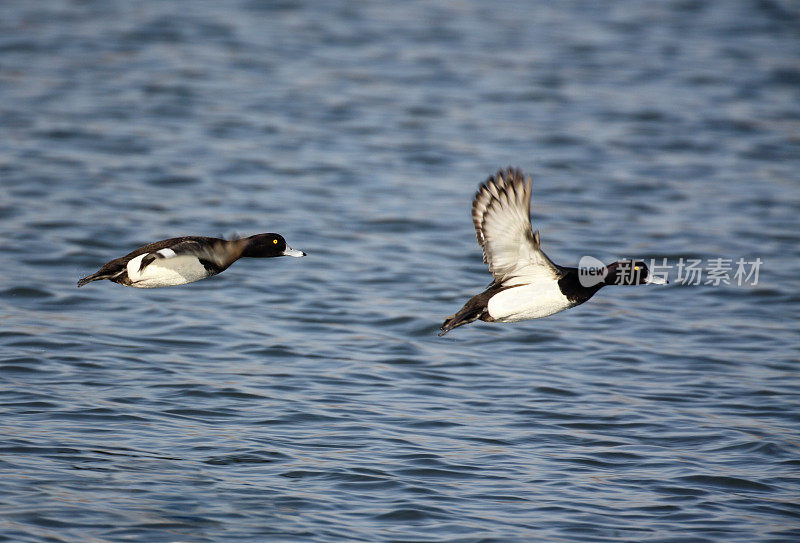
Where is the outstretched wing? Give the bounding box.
[471,168,561,286]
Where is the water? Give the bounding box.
[2,0,799,541]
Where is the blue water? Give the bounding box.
[2,1,800,541]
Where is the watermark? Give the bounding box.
[578,255,608,287]
[577,257,763,287]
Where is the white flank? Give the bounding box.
[157,248,176,258]
[487,282,573,322]
[126,254,209,288]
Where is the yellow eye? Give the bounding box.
[634,266,640,270]
[273,239,278,244]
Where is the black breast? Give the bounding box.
[557,268,604,306]
[200,259,224,275]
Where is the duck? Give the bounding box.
[439,168,666,336]
[77,233,305,288]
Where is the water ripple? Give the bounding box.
[1,0,799,541]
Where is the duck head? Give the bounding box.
[242,234,306,258]
[604,260,667,286]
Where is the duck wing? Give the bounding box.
[137,238,247,274]
[471,168,561,286]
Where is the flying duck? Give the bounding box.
[77,233,305,288]
[439,168,666,335]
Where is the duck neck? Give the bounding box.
[557,268,606,305]
[241,241,261,258]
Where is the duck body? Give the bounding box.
[486,280,578,322]
[121,240,221,288]
[78,234,305,289]
[439,168,665,335]
[440,266,600,331]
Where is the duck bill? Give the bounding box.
[645,275,668,285]
[282,246,306,258]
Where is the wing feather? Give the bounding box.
[471,168,561,286]
[137,239,247,274]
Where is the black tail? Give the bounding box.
[77,272,110,287]
[439,308,484,336]
[438,298,490,336]
[438,285,505,336]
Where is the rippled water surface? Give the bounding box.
[2,1,800,541]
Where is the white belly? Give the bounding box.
[487,283,573,322]
[126,254,210,288]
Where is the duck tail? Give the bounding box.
[438,303,486,336]
[77,271,110,287]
